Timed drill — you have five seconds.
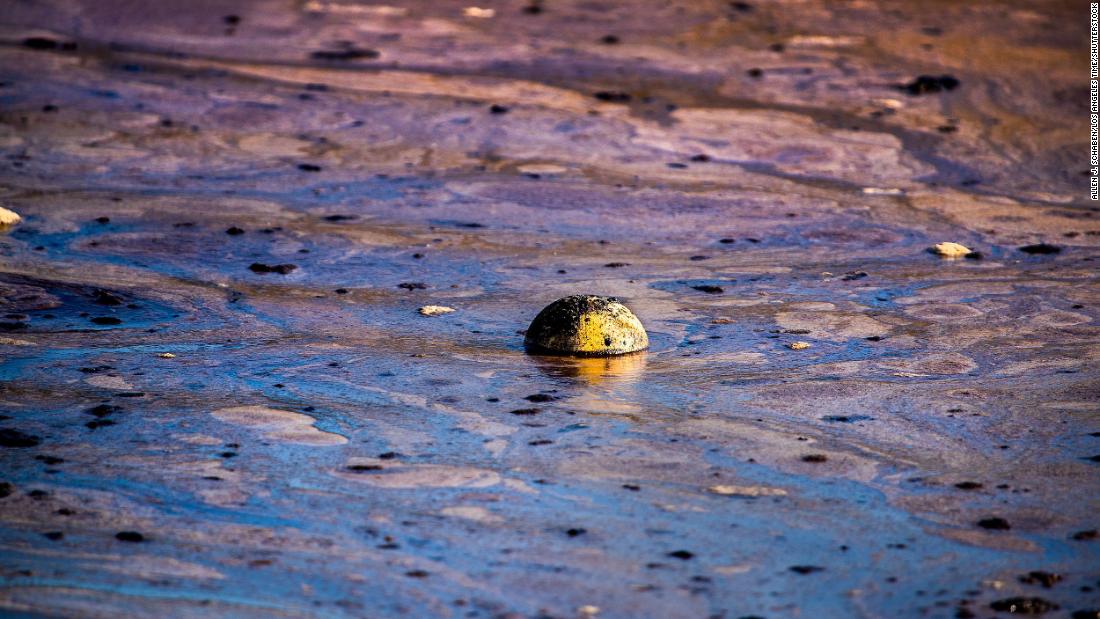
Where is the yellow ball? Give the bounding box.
[524,295,648,356]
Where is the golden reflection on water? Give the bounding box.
[530,351,648,386]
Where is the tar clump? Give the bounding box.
[525,295,648,356]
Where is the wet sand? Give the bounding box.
[0,1,1097,617]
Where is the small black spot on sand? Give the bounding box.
[509,408,540,416]
[86,419,116,429]
[35,455,63,465]
[310,48,380,61]
[0,482,13,498]
[489,104,509,114]
[86,405,120,418]
[323,214,356,222]
[24,37,75,51]
[801,454,827,463]
[346,464,384,472]
[397,282,427,290]
[790,565,824,574]
[693,285,724,294]
[93,291,123,306]
[524,394,556,403]
[335,288,349,294]
[989,597,1058,614]
[43,531,64,540]
[249,263,297,274]
[600,35,619,44]
[622,484,640,491]
[977,517,1011,530]
[841,271,868,281]
[566,528,586,537]
[1018,243,1061,255]
[378,451,398,460]
[80,365,112,376]
[667,550,694,560]
[226,226,244,235]
[604,262,629,268]
[24,37,59,49]
[405,570,429,578]
[0,428,41,448]
[1071,529,1097,541]
[593,91,631,103]
[95,216,110,224]
[691,154,711,162]
[90,317,122,325]
[822,415,872,423]
[528,439,553,446]
[900,74,960,96]
[954,481,983,490]
[1019,571,1062,588]
[297,163,322,172]
[115,531,145,542]
[747,68,763,78]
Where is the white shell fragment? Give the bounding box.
[0,206,21,228]
[931,242,972,258]
[419,305,456,316]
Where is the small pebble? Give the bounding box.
[0,206,21,228]
[930,242,971,258]
[418,305,456,316]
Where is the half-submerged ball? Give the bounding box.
[524,295,648,356]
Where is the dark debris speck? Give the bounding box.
[900,74,960,96]
[977,517,1011,530]
[249,263,297,275]
[1018,243,1061,255]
